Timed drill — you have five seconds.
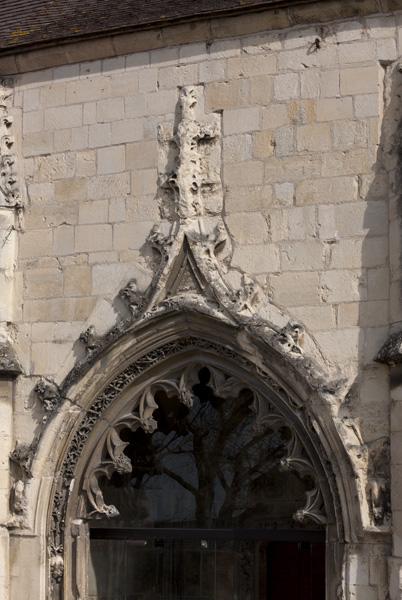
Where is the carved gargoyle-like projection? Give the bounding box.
[83,364,326,529]
[34,377,62,422]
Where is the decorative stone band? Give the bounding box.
[0,79,20,209]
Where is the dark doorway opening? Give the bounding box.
[89,528,325,600]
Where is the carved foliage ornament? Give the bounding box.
[0,80,20,208]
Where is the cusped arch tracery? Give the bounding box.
[45,325,356,596]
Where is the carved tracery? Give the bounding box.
[81,364,326,528]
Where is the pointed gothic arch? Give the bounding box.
[38,309,362,600]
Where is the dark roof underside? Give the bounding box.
[0,0,313,52]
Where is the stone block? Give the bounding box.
[270,271,320,306]
[291,305,335,330]
[225,212,268,244]
[126,140,157,169]
[125,95,147,118]
[296,122,331,151]
[55,178,87,202]
[227,54,277,79]
[315,328,359,362]
[76,150,96,177]
[296,176,357,205]
[31,342,71,375]
[53,224,75,256]
[287,206,316,240]
[24,267,63,299]
[75,224,113,252]
[249,75,273,106]
[223,134,252,163]
[224,161,264,187]
[316,97,353,121]
[224,185,273,213]
[88,173,130,200]
[64,265,92,296]
[113,221,154,251]
[359,300,389,326]
[44,105,82,130]
[274,126,295,156]
[223,107,260,135]
[158,64,198,90]
[206,79,249,111]
[96,98,124,123]
[23,88,40,111]
[109,199,126,222]
[209,38,241,59]
[66,77,112,104]
[252,130,274,159]
[199,60,226,83]
[338,40,376,63]
[335,20,364,43]
[335,201,387,237]
[274,73,299,100]
[367,268,389,300]
[83,102,97,125]
[19,229,53,258]
[281,240,324,271]
[146,89,178,115]
[138,68,158,92]
[131,169,157,197]
[300,70,320,98]
[261,104,289,129]
[111,118,143,144]
[179,42,208,64]
[231,244,280,274]
[320,69,340,98]
[88,123,112,148]
[23,131,53,157]
[23,110,43,133]
[354,94,379,118]
[97,145,125,174]
[288,99,316,125]
[40,83,66,107]
[78,201,108,224]
[275,182,294,206]
[340,65,380,95]
[332,120,367,150]
[320,270,366,303]
[376,37,397,60]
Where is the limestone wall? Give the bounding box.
[4,8,402,600]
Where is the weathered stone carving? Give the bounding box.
[34,377,62,421]
[10,440,37,479]
[10,479,27,516]
[0,339,22,376]
[0,80,20,208]
[376,330,402,365]
[119,278,146,317]
[49,544,64,584]
[79,325,100,355]
[275,322,304,355]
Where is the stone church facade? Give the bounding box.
[1,0,402,598]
